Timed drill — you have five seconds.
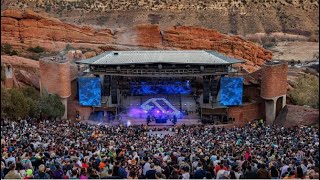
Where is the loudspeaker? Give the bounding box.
[111,78,118,104]
[103,75,111,96]
[203,79,209,104]
[211,78,219,102]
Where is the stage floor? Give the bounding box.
[85,116,202,127]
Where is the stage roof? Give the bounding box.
[76,50,245,65]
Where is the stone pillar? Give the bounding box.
[39,58,71,119]
[260,61,288,125]
[265,99,276,125]
[61,98,68,119]
[282,95,286,108]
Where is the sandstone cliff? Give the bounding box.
[1,0,318,40]
[1,9,272,73]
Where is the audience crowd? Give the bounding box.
[1,119,319,179]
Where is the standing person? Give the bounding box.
[270,166,279,179]
[118,162,128,178]
[143,157,151,176]
[4,163,22,179]
[194,162,206,179]
[79,168,87,179]
[180,166,190,179]
[257,164,271,179]
[146,163,157,179]
[128,170,138,179]
[34,164,50,179]
[24,169,33,179]
[1,161,6,179]
[243,165,257,179]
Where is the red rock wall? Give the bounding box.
[228,102,264,125]
[260,62,288,99]
[1,10,272,72]
[39,59,71,98]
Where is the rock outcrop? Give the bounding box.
[1,55,40,89]
[1,9,272,72]
[274,105,319,127]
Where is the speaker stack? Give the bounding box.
[203,78,209,104]
[111,77,118,104]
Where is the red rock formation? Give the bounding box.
[1,9,272,72]
[1,55,40,89]
[162,26,272,68]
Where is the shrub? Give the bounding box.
[6,88,30,120]
[10,50,18,56]
[3,43,12,54]
[40,93,65,119]
[27,46,45,53]
[65,44,74,51]
[289,74,319,109]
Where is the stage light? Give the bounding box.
[157,110,160,113]
[127,121,131,127]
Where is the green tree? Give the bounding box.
[289,74,319,108]
[22,86,40,101]
[22,86,41,119]
[40,93,65,119]
[7,88,30,120]
[1,87,10,118]
[26,97,41,119]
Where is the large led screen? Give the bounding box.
[220,77,243,106]
[130,81,191,95]
[78,77,101,106]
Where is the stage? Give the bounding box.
[75,50,245,126]
[85,115,202,127]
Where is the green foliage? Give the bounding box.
[65,44,74,51]
[26,97,41,119]
[22,86,40,101]
[7,88,30,120]
[40,93,65,119]
[10,50,18,56]
[1,86,64,120]
[27,46,45,53]
[1,87,10,118]
[3,43,12,54]
[2,43,18,56]
[289,74,319,108]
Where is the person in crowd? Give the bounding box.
[146,163,157,179]
[4,163,21,179]
[24,169,33,179]
[33,164,50,179]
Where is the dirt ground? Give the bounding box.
[270,41,319,62]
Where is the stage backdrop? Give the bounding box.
[78,77,101,106]
[220,77,243,106]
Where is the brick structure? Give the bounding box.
[260,62,288,99]
[39,57,71,119]
[260,61,288,125]
[228,102,264,125]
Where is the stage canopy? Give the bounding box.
[76,50,245,65]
